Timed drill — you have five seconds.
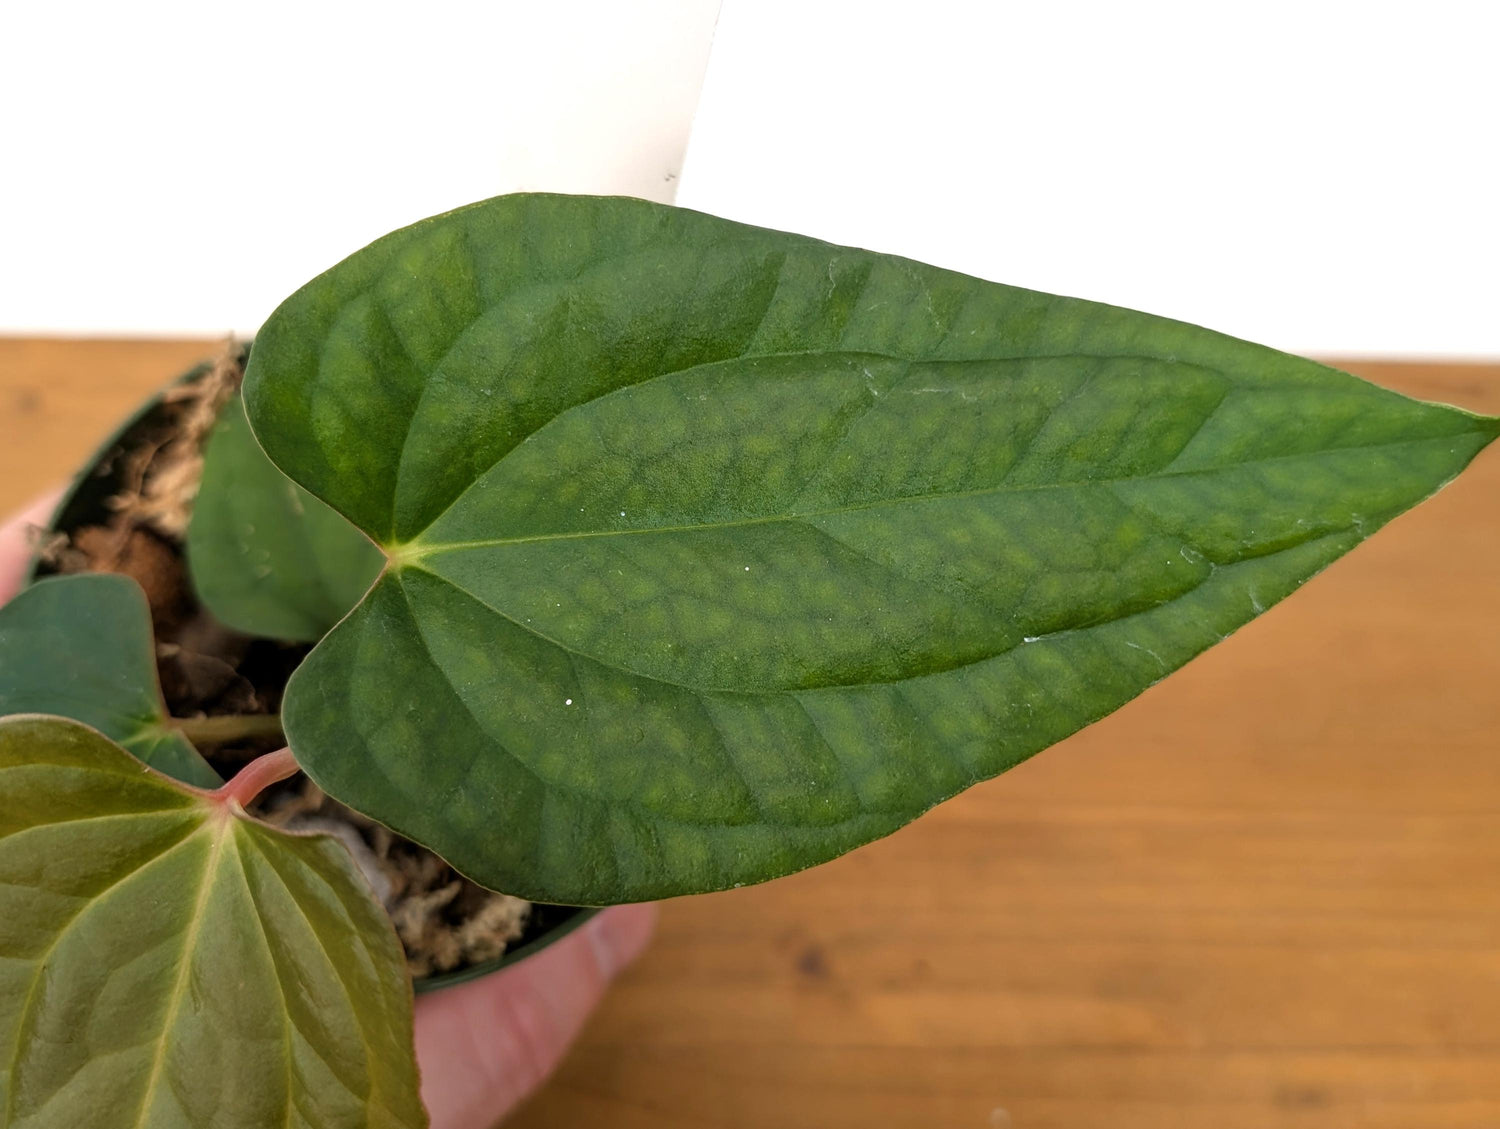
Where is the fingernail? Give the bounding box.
[586,905,656,979]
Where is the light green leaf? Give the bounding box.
[188,394,384,642]
[0,715,425,1129]
[0,575,218,787]
[244,193,1500,903]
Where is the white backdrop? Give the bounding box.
[3,0,1497,356]
[0,0,720,334]
[679,1,1500,357]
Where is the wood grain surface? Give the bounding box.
[3,340,1497,1128]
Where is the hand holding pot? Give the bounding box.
[0,493,657,1129]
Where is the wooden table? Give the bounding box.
[4,340,1498,1128]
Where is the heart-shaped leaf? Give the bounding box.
[188,394,384,642]
[0,575,218,787]
[244,193,1500,903]
[0,715,425,1129]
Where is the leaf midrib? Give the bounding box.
[127,820,229,1129]
[402,526,1359,706]
[403,429,1470,559]
[226,830,294,1129]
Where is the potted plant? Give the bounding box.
[1,192,1495,1128]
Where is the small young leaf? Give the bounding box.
[0,575,218,787]
[188,394,384,642]
[0,716,426,1129]
[244,194,1500,903]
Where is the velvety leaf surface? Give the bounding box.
[245,193,1500,903]
[188,395,383,642]
[0,715,425,1129]
[0,576,218,787]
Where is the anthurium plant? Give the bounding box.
[2,194,1496,1127]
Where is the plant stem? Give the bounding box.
[171,713,285,746]
[216,747,299,809]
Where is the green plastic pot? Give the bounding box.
[26,354,595,993]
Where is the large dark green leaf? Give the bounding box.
[0,715,425,1129]
[0,575,218,787]
[188,394,384,642]
[244,193,1500,903]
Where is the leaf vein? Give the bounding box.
[3,819,208,1123]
